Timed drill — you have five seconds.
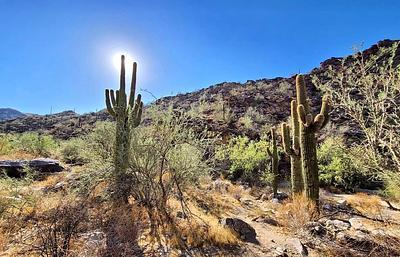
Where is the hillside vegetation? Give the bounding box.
[0,40,399,256]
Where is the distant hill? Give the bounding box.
[0,110,111,139]
[0,39,398,140]
[0,108,26,121]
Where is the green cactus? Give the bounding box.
[295,74,330,205]
[267,127,279,197]
[105,55,143,202]
[281,99,303,195]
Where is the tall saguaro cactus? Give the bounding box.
[105,55,143,202]
[281,99,303,195]
[295,75,330,205]
[267,127,279,197]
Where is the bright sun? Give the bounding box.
[112,53,134,71]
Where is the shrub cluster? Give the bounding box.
[0,132,58,157]
[317,136,381,191]
[216,136,272,184]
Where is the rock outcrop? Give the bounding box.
[0,158,64,177]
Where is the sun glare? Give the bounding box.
[112,53,135,71]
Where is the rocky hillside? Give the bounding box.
[0,108,26,121]
[0,110,111,139]
[0,39,398,140]
[155,39,400,140]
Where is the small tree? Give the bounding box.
[128,107,210,233]
[314,42,400,172]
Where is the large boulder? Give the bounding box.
[220,217,257,243]
[0,158,64,177]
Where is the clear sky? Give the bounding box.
[0,0,399,114]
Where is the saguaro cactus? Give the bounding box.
[281,99,303,195]
[295,75,330,205]
[267,127,279,197]
[105,55,143,202]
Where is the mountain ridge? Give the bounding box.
[0,39,398,139]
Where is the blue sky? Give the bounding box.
[0,0,399,114]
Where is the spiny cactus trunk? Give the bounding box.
[281,100,303,195]
[268,127,279,197]
[271,151,278,197]
[299,126,319,202]
[294,74,330,207]
[114,117,130,200]
[105,55,143,203]
[290,155,302,194]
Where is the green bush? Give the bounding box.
[82,121,115,165]
[382,171,400,201]
[317,136,379,191]
[0,134,13,155]
[12,132,58,157]
[216,136,271,183]
[60,138,87,164]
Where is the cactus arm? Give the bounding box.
[129,62,137,108]
[131,95,143,127]
[313,114,325,129]
[110,89,116,106]
[281,123,293,155]
[119,55,126,98]
[105,89,116,117]
[295,75,310,112]
[318,95,331,129]
[297,104,307,125]
[116,90,120,105]
[291,100,300,154]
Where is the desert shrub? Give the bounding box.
[187,93,211,118]
[127,107,210,224]
[71,122,115,195]
[276,194,318,232]
[238,115,253,129]
[244,107,266,124]
[101,205,143,256]
[254,93,265,103]
[216,136,271,184]
[22,199,88,257]
[0,134,13,156]
[318,136,380,191]
[82,121,115,165]
[59,137,88,164]
[212,94,233,123]
[12,132,58,157]
[314,42,400,172]
[382,171,400,201]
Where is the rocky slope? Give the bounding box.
[0,110,111,139]
[0,39,398,140]
[0,108,26,121]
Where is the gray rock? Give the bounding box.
[305,222,325,235]
[0,158,64,177]
[325,219,351,232]
[273,246,288,257]
[220,217,257,243]
[348,218,366,231]
[269,192,289,201]
[287,238,308,257]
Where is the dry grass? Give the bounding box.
[276,194,318,232]
[0,151,36,160]
[346,193,386,219]
[227,183,244,201]
[33,173,66,188]
[165,198,239,249]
